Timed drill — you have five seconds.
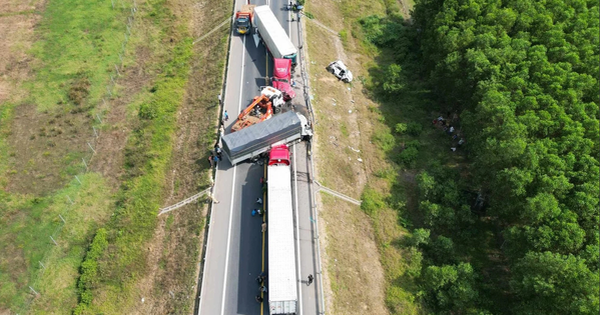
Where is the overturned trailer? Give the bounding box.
[221,111,312,165]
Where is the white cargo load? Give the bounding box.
[267,164,298,314]
[253,5,298,63]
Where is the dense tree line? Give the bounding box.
[361,0,599,313]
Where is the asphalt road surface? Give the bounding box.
[198,0,320,314]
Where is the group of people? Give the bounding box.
[207,143,223,168]
[433,114,465,151]
[252,197,264,216]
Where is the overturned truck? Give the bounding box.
[221,111,312,165]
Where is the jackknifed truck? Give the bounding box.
[253,5,298,65]
[221,110,312,165]
[266,144,298,314]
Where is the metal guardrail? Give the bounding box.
[296,9,327,315]
[158,188,212,216]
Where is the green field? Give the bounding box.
[0,0,146,313]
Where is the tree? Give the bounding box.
[510,251,600,315]
[421,262,481,313]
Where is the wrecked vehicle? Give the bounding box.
[326,60,353,83]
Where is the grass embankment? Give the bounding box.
[27,0,128,112]
[0,0,132,313]
[73,0,196,313]
[305,0,424,314]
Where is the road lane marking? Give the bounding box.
[220,34,246,315]
[261,163,267,315]
[293,144,303,315]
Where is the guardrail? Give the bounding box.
[296,9,327,315]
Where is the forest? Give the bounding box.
[361,0,599,313]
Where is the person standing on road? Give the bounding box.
[224,110,229,121]
[307,274,314,286]
[261,222,267,233]
[256,197,263,204]
[208,155,214,168]
[255,295,263,303]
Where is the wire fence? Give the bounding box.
[12,1,138,314]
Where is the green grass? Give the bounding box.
[72,1,196,311]
[0,102,15,188]
[25,0,130,112]
[0,1,133,312]
[0,173,114,314]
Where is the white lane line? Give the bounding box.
[293,144,303,314]
[197,176,219,314]
[220,35,246,315]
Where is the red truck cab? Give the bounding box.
[271,58,296,102]
[268,144,290,166]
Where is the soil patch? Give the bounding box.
[5,103,91,195]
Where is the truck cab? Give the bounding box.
[235,5,255,35]
[268,144,290,166]
[271,58,296,102]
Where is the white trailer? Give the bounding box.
[253,5,298,64]
[267,144,298,314]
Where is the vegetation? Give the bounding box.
[72,4,194,313]
[0,0,129,312]
[356,0,599,313]
[27,0,129,112]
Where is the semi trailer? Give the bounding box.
[253,5,297,64]
[266,144,298,314]
[221,111,311,165]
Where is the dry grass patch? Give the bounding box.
[319,193,389,315]
[5,104,91,195]
[305,0,422,313]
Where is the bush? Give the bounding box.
[361,186,386,215]
[395,123,407,134]
[373,131,396,152]
[138,103,158,120]
[398,146,418,166]
[406,122,423,136]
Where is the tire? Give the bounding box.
[274,106,282,114]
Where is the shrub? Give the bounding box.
[398,146,418,166]
[395,123,407,134]
[406,122,423,136]
[138,103,158,120]
[361,186,386,215]
[373,131,395,152]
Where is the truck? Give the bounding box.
[231,86,285,132]
[253,5,298,65]
[266,144,298,314]
[272,58,296,101]
[235,5,256,35]
[221,110,312,165]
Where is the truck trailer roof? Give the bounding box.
[267,158,298,312]
[221,111,308,164]
[253,5,297,59]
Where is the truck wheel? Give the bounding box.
[274,106,282,114]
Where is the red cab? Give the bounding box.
[272,58,296,101]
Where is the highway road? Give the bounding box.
[197,0,321,314]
